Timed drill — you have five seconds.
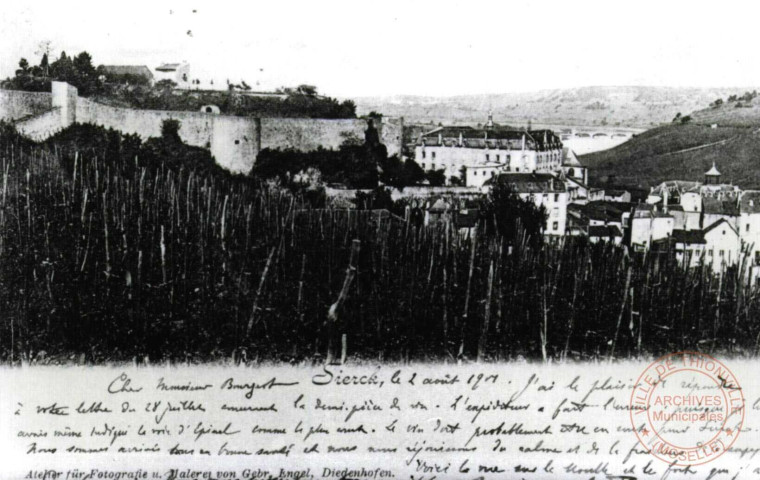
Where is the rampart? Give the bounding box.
[15,108,63,141]
[0,82,403,174]
[0,90,52,120]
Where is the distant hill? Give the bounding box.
[353,86,741,129]
[580,124,760,189]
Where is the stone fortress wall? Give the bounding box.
[0,82,403,173]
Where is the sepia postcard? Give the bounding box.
[1,1,760,478]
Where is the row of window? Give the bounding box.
[529,193,562,202]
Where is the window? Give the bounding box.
[554,194,559,202]
[486,154,490,161]
[708,249,713,257]
[234,139,240,145]
[553,221,559,231]
[720,250,725,258]
[747,224,751,232]
[422,163,426,169]
[496,155,500,162]
[422,151,426,159]
[432,152,436,159]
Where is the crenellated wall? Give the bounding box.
[1,82,403,173]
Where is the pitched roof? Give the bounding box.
[705,162,721,176]
[573,200,631,223]
[703,218,738,236]
[562,147,582,167]
[588,225,623,238]
[101,65,153,79]
[671,229,706,244]
[485,173,565,193]
[565,175,589,190]
[703,197,739,216]
[419,126,562,150]
[650,180,702,196]
[156,63,183,72]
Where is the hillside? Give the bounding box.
[353,86,740,129]
[580,124,760,189]
[689,94,760,127]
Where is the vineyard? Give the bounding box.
[2,126,760,364]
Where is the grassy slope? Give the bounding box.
[690,99,760,127]
[580,124,760,189]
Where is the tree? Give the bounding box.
[425,169,446,186]
[680,115,691,124]
[155,79,177,90]
[161,119,182,143]
[479,179,546,247]
[16,58,29,76]
[36,40,53,76]
[40,54,49,77]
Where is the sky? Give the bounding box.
[1,0,759,98]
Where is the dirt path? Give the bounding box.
[659,135,739,157]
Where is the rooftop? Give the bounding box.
[156,63,185,72]
[703,197,739,216]
[101,65,154,79]
[419,126,562,150]
[670,229,706,245]
[485,173,566,193]
[705,162,721,176]
[588,225,623,238]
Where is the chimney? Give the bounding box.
[663,188,669,214]
[438,133,442,145]
[521,134,526,151]
[458,131,463,147]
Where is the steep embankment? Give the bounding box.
[580,124,760,189]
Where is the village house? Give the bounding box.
[483,173,568,236]
[739,190,760,266]
[567,201,631,243]
[653,219,740,274]
[155,62,191,85]
[588,225,624,244]
[630,204,674,250]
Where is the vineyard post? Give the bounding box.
[326,239,360,364]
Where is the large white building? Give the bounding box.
[414,115,565,187]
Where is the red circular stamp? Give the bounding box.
[629,352,745,466]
